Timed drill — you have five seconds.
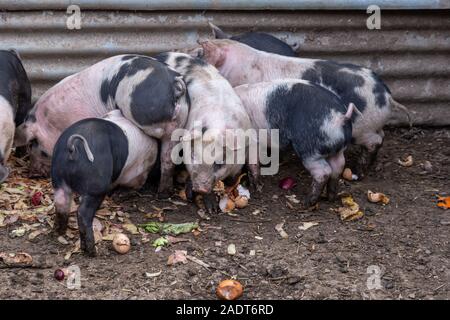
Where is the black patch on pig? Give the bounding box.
[121,55,136,61]
[301,61,366,120]
[265,82,352,161]
[51,118,129,196]
[175,55,188,69]
[371,71,391,108]
[154,52,169,64]
[26,112,36,123]
[231,32,296,57]
[129,61,182,125]
[100,56,158,106]
[0,151,4,164]
[0,50,32,126]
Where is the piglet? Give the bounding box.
[208,22,297,57]
[0,49,32,183]
[155,52,252,213]
[52,110,158,256]
[235,79,354,206]
[191,39,411,178]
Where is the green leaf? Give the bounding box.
[152,236,169,248]
[139,222,198,235]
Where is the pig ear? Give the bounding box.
[199,40,225,67]
[208,22,230,39]
[8,48,21,60]
[174,76,186,100]
[13,123,29,147]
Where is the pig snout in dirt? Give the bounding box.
[111,55,190,198]
[15,54,184,182]
[235,79,353,207]
[192,39,408,179]
[52,113,158,256]
[208,22,297,57]
[156,52,252,213]
[0,49,32,183]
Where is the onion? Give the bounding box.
[234,196,249,209]
[54,269,65,281]
[216,279,243,300]
[112,233,131,254]
[279,177,297,190]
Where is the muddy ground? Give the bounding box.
[0,127,449,300]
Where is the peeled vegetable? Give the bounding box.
[234,196,249,209]
[112,233,130,254]
[219,196,235,213]
[367,190,390,205]
[398,155,413,167]
[279,177,297,190]
[216,279,243,300]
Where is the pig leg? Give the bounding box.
[185,177,195,201]
[54,187,73,235]
[77,194,104,256]
[203,192,219,214]
[157,139,176,198]
[326,151,346,201]
[247,163,263,192]
[355,131,384,179]
[302,158,332,207]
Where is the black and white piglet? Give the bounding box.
[234,79,354,206]
[208,22,297,57]
[0,49,32,183]
[52,110,158,256]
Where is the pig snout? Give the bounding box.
[191,172,214,194]
[0,164,10,184]
[194,185,210,194]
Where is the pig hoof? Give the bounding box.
[204,197,219,214]
[304,196,319,208]
[84,245,97,257]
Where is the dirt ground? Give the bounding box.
[0,127,449,300]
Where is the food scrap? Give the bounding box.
[214,174,250,213]
[139,222,199,235]
[437,196,450,210]
[334,194,364,221]
[112,233,130,254]
[216,279,244,300]
[398,155,413,167]
[279,177,297,190]
[367,190,390,205]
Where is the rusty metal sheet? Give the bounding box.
[0,9,448,126]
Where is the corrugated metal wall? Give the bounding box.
[0,9,449,126]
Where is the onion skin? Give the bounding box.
[216,279,243,300]
[234,196,249,208]
[279,177,297,190]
